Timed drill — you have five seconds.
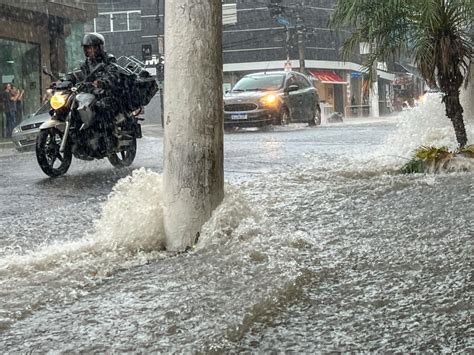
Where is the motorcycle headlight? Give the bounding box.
[260,94,278,107]
[50,93,68,110]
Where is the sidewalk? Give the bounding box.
[0,137,14,150]
[338,114,401,125]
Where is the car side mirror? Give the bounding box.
[287,84,299,92]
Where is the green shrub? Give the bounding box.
[401,145,473,173]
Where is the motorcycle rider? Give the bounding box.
[58,33,127,152]
[63,32,124,114]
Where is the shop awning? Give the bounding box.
[310,70,347,84]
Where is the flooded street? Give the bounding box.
[0,99,473,352]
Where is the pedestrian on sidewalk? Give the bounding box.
[1,83,19,138]
[11,85,24,124]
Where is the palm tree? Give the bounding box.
[331,0,473,148]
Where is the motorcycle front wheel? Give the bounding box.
[36,128,72,177]
[108,137,137,168]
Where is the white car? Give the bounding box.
[11,103,51,151]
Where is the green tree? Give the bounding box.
[331,0,473,148]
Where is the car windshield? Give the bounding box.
[232,74,285,91]
[35,102,51,115]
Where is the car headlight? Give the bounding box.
[50,92,68,110]
[12,126,21,134]
[260,94,278,107]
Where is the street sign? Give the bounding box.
[142,44,152,61]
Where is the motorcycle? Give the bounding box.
[36,64,144,177]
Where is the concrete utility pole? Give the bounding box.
[296,13,306,73]
[369,61,380,117]
[163,1,224,251]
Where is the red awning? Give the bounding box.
[310,70,347,84]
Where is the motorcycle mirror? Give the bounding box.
[42,66,58,81]
[42,66,50,75]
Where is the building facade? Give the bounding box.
[0,0,96,138]
[78,1,397,120]
[221,0,395,118]
[83,0,163,69]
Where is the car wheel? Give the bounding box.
[279,108,290,125]
[309,105,321,126]
[36,128,72,177]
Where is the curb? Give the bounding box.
[0,140,15,150]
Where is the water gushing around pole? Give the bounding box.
[0,169,166,330]
[0,168,314,351]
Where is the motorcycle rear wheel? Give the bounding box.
[108,137,137,168]
[36,128,72,177]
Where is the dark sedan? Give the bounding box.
[224,70,321,129]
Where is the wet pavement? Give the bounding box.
[0,108,473,352]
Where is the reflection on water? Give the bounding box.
[0,95,472,352]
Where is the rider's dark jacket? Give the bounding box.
[62,52,127,115]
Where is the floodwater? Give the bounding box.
[0,94,472,352]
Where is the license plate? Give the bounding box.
[231,113,247,120]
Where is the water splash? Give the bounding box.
[1,167,310,338]
[379,93,474,161]
[93,168,165,252]
[0,169,167,330]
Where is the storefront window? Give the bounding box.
[0,38,41,137]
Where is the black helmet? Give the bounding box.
[82,32,105,46]
[82,33,105,57]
